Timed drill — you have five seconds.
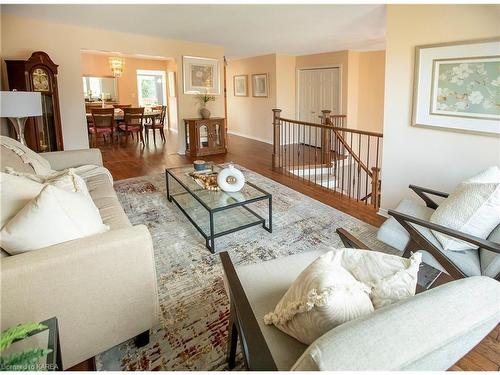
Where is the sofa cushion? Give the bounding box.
[480,224,500,278]
[1,185,109,254]
[85,173,117,201]
[93,197,131,230]
[430,166,500,251]
[0,135,53,174]
[291,276,500,371]
[0,172,43,228]
[377,199,435,252]
[263,250,374,345]
[236,250,326,370]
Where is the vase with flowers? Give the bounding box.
[196,92,216,119]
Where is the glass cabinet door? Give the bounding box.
[213,123,222,147]
[199,124,209,149]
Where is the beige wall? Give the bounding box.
[296,50,349,119]
[80,53,171,107]
[357,51,385,133]
[381,4,500,209]
[275,54,296,120]
[1,14,224,151]
[226,54,277,143]
[295,50,385,132]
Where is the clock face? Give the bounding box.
[32,68,50,92]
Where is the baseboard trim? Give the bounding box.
[377,208,389,218]
[227,130,273,145]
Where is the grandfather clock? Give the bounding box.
[6,51,64,152]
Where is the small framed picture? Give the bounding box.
[412,38,500,135]
[233,75,248,97]
[183,56,220,95]
[252,73,268,97]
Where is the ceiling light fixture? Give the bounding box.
[109,57,125,77]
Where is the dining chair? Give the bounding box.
[89,108,115,146]
[144,105,167,144]
[119,107,145,146]
[113,104,132,109]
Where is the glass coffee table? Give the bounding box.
[166,165,272,253]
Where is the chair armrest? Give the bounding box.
[409,185,449,209]
[0,225,159,369]
[335,228,370,250]
[388,209,500,253]
[41,148,103,170]
[219,251,277,371]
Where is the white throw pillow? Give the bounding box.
[335,247,422,309]
[5,167,90,197]
[0,185,109,254]
[430,166,500,251]
[0,172,43,228]
[264,250,374,345]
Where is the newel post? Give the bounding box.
[272,109,282,169]
[320,110,332,166]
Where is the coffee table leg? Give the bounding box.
[264,196,272,233]
[166,172,172,202]
[209,211,215,253]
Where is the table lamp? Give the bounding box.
[0,91,42,145]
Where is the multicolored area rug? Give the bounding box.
[95,165,398,370]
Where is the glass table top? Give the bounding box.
[167,165,270,211]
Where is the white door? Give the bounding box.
[298,68,340,123]
[297,68,340,148]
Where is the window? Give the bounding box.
[137,70,167,107]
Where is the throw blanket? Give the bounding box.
[0,136,52,174]
[75,165,114,185]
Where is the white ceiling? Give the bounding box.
[2,4,386,59]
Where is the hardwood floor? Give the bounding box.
[98,130,385,226]
[67,130,499,371]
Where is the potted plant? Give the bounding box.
[196,92,215,119]
[0,322,52,371]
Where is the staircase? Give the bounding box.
[271,109,383,209]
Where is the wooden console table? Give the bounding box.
[184,117,227,157]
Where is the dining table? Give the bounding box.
[86,108,162,123]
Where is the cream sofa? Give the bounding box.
[0,138,159,369]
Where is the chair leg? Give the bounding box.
[139,130,145,146]
[227,307,238,369]
[160,128,165,142]
[134,330,150,348]
[152,128,156,144]
[145,128,149,144]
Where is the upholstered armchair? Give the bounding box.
[341,185,499,281]
[219,250,499,370]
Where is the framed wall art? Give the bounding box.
[233,75,248,97]
[252,73,268,97]
[183,56,220,95]
[412,38,500,136]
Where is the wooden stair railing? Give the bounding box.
[272,108,383,208]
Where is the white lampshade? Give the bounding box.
[0,91,42,118]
